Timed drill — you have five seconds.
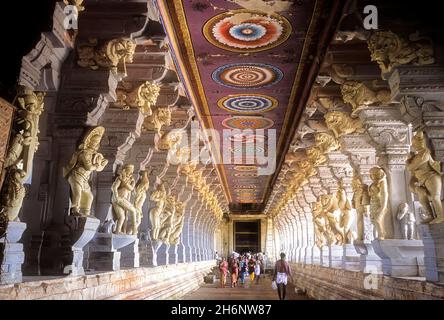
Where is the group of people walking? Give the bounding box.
[218,253,264,288]
[217,252,293,300]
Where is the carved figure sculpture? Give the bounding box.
[337,181,356,244]
[133,170,150,235]
[324,111,364,138]
[314,132,340,153]
[111,164,137,234]
[406,131,443,224]
[142,106,172,135]
[369,167,389,239]
[320,194,344,245]
[77,38,136,72]
[397,203,416,240]
[63,126,108,217]
[0,168,26,222]
[149,181,167,241]
[115,81,160,116]
[169,200,187,245]
[1,87,45,221]
[341,81,391,116]
[64,0,85,11]
[158,194,176,244]
[368,31,435,79]
[312,201,328,248]
[351,174,371,241]
[306,147,327,166]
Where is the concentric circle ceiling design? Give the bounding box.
[233,172,258,178]
[217,94,277,114]
[212,63,283,89]
[203,9,292,52]
[231,145,266,155]
[222,116,274,130]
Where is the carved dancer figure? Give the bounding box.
[406,131,443,224]
[337,181,356,244]
[170,194,192,245]
[111,164,137,234]
[352,174,371,241]
[369,167,389,239]
[320,194,344,245]
[397,203,416,240]
[63,126,108,217]
[312,201,328,248]
[149,181,167,241]
[158,194,176,244]
[133,170,150,234]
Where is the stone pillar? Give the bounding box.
[341,134,383,272]
[0,222,26,284]
[360,106,425,277]
[88,233,136,271]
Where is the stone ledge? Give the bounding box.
[290,263,444,300]
[0,260,215,300]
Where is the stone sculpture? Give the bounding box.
[149,181,167,241]
[133,170,150,235]
[64,0,85,11]
[115,81,161,116]
[337,181,356,244]
[320,194,344,245]
[158,194,176,244]
[142,106,172,135]
[63,126,108,217]
[369,167,389,239]
[77,38,136,72]
[406,131,443,224]
[368,31,435,79]
[169,200,187,245]
[0,87,45,221]
[312,201,328,248]
[314,132,340,153]
[340,80,391,116]
[111,164,137,235]
[324,111,364,138]
[396,203,416,240]
[351,174,371,241]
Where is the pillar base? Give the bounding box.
[419,223,444,283]
[342,244,361,271]
[65,216,100,276]
[354,240,382,272]
[120,239,140,268]
[157,243,171,265]
[329,245,343,268]
[372,239,425,277]
[312,246,321,265]
[321,246,329,267]
[0,222,26,284]
[87,233,136,271]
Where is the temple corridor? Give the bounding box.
[1,0,444,301]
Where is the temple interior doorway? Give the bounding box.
[234,220,260,254]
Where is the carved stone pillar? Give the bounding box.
[0,222,26,284]
[360,106,425,276]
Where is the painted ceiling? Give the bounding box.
[158,0,323,211]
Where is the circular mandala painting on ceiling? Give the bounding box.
[212,63,283,89]
[222,116,274,130]
[203,9,292,52]
[229,133,266,143]
[218,94,277,114]
[231,145,266,155]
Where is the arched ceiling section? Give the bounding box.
[156,0,344,213]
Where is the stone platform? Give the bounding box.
[0,260,214,300]
[290,263,444,300]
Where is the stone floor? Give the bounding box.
[183,273,310,300]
